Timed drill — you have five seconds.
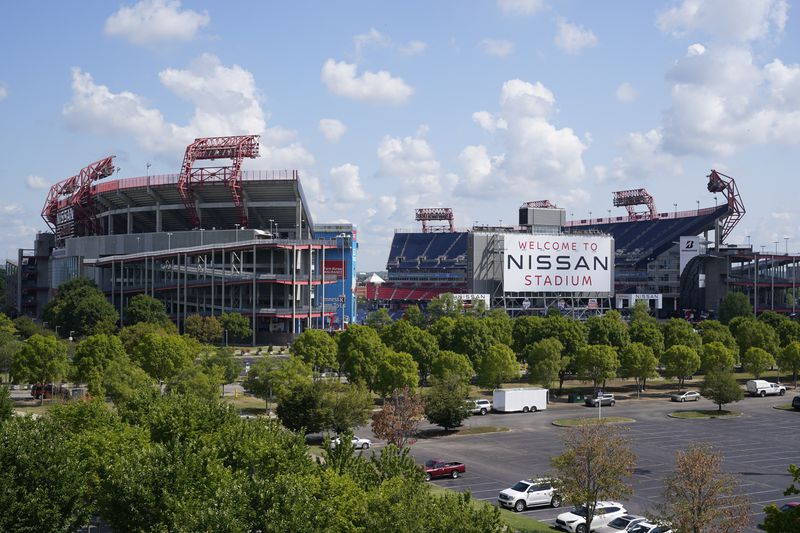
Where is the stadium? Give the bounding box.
[6,135,357,344]
[367,171,799,319]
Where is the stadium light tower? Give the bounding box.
[785,237,789,254]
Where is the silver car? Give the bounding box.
[596,515,646,532]
[670,391,700,402]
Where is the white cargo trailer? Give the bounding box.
[493,388,548,413]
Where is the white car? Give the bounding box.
[670,391,700,402]
[596,514,646,532]
[331,435,372,450]
[555,501,627,533]
[629,521,672,533]
[472,399,492,415]
[498,478,561,512]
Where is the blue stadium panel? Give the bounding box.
[386,232,467,268]
[582,205,728,267]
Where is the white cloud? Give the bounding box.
[26,175,48,190]
[458,145,494,193]
[604,128,684,181]
[0,204,22,215]
[616,82,638,102]
[63,54,314,171]
[479,38,514,58]
[497,0,545,16]
[764,59,800,109]
[321,59,414,105]
[399,40,427,56]
[0,85,7,101]
[104,0,209,45]
[377,130,441,193]
[353,28,427,58]
[657,0,788,42]
[319,119,347,143]
[554,18,598,54]
[472,111,507,133]
[329,163,368,201]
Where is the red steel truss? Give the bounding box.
[415,207,455,233]
[177,135,260,229]
[706,169,745,243]
[41,155,116,239]
[612,188,657,220]
[521,200,557,208]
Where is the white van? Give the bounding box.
[493,388,548,413]
[746,379,786,397]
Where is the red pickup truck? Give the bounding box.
[424,459,466,481]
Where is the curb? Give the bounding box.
[667,411,742,420]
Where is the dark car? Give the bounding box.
[30,384,55,400]
[792,396,800,410]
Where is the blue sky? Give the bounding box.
[1,0,799,270]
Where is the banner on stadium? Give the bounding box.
[323,260,344,279]
[503,234,613,293]
[679,236,700,275]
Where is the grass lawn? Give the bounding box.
[224,394,268,416]
[552,417,635,427]
[773,404,798,411]
[13,403,53,416]
[427,484,553,533]
[420,426,510,438]
[668,409,741,419]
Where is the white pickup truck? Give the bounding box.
[746,379,786,397]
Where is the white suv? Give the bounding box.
[472,399,492,415]
[498,478,561,512]
[555,501,627,533]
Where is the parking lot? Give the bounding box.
[402,393,798,531]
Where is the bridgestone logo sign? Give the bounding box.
[503,234,613,293]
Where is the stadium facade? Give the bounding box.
[6,135,357,344]
[368,171,799,318]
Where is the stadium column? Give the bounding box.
[308,245,313,329]
[155,203,162,232]
[127,208,132,234]
[292,245,297,335]
[321,245,325,330]
[110,260,115,312]
[184,253,188,331]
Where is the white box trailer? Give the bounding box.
[493,388,548,413]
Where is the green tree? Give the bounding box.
[103,356,157,403]
[119,320,178,353]
[618,342,658,397]
[337,324,387,389]
[374,350,419,398]
[402,305,425,328]
[183,314,223,344]
[276,380,328,433]
[659,444,750,533]
[484,309,513,347]
[320,381,374,434]
[424,373,472,431]
[776,319,800,348]
[697,320,738,353]
[0,340,22,382]
[381,320,439,382]
[700,341,736,373]
[758,310,787,331]
[14,316,54,339]
[701,369,744,412]
[630,299,656,324]
[219,312,252,343]
[574,344,620,390]
[734,318,780,359]
[451,315,495,369]
[71,334,126,392]
[200,346,243,395]
[365,308,393,332]
[427,293,460,321]
[552,423,636,533]
[512,315,548,353]
[43,277,119,337]
[777,342,800,388]
[429,316,457,351]
[718,291,752,324]
[167,363,225,401]
[663,318,702,351]
[0,313,17,342]
[12,334,68,399]
[629,321,665,360]
[587,311,629,348]
[430,350,474,384]
[244,356,313,410]
[477,344,518,389]
[291,329,338,373]
[741,346,775,378]
[761,464,800,532]
[524,337,567,394]
[129,333,194,382]
[124,294,169,326]
[0,385,12,422]
[661,345,701,389]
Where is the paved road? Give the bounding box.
[360,392,798,532]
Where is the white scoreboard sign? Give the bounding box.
[503,234,613,293]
